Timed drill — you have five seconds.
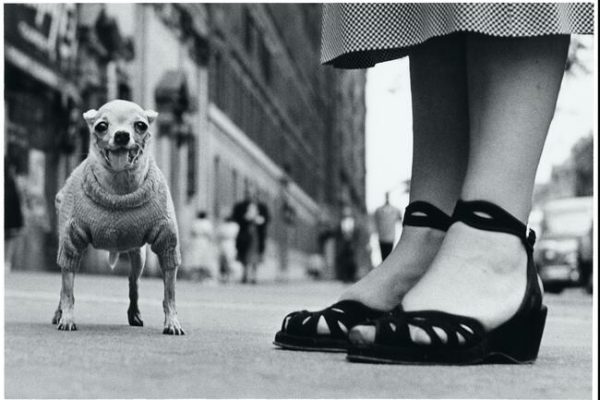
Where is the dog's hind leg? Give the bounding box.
[57,270,77,331]
[127,247,146,326]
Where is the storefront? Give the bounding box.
[4,4,79,270]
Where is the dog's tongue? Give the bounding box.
[111,149,130,170]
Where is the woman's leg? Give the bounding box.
[4,237,17,272]
[401,34,570,342]
[336,33,470,313]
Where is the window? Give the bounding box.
[211,51,223,108]
[244,177,250,197]
[259,39,272,84]
[187,135,197,200]
[232,168,238,202]
[213,156,220,215]
[244,7,254,52]
[118,83,132,100]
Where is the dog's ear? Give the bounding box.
[144,110,158,124]
[82,109,98,126]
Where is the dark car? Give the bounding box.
[534,197,593,294]
[577,225,593,294]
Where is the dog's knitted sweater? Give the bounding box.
[56,158,180,272]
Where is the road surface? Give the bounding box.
[4,271,594,398]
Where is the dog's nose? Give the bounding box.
[114,131,130,146]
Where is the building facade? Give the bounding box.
[4,3,368,279]
[4,4,80,271]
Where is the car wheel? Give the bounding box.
[544,284,564,294]
[586,273,593,294]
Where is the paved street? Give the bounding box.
[4,270,594,399]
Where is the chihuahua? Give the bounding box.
[52,99,184,335]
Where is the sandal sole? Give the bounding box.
[273,341,347,353]
[347,344,538,365]
[273,331,348,352]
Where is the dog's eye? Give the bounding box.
[134,121,148,132]
[94,122,108,134]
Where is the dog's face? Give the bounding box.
[83,100,158,172]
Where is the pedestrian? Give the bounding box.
[275,3,593,365]
[215,207,241,283]
[4,157,24,272]
[186,211,218,282]
[232,190,269,284]
[374,192,403,260]
[256,198,270,265]
[335,206,360,282]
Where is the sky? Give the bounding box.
[365,36,596,212]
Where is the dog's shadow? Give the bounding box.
[6,321,165,339]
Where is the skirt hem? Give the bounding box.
[323,29,592,70]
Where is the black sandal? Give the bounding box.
[273,201,453,352]
[347,200,546,364]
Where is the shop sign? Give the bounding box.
[4,3,77,74]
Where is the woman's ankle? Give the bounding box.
[338,226,447,309]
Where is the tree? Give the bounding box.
[571,134,593,196]
[565,36,592,76]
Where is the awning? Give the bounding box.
[5,44,81,103]
[154,70,190,113]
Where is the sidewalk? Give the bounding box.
[4,271,594,399]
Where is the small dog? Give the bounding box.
[52,99,184,335]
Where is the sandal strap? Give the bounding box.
[323,300,384,336]
[452,200,536,250]
[283,300,384,339]
[373,307,485,348]
[373,308,411,345]
[403,201,453,231]
[405,310,486,345]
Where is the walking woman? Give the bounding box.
[274,3,593,364]
[232,190,269,284]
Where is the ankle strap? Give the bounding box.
[403,201,453,232]
[452,200,536,249]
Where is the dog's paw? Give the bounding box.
[51,309,62,325]
[127,307,144,327]
[163,317,185,335]
[57,316,77,331]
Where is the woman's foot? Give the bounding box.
[337,226,446,310]
[276,201,453,343]
[350,221,528,344]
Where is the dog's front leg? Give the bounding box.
[162,267,184,335]
[51,299,62,325]
[127,248,146,326]
[57,270,77,331]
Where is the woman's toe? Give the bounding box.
[349,325,376,345]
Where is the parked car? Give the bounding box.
[577,225,593,294]
[534,197,593,294]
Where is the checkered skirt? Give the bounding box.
[322,3,595,69]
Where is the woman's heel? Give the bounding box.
[487,306,548,363]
